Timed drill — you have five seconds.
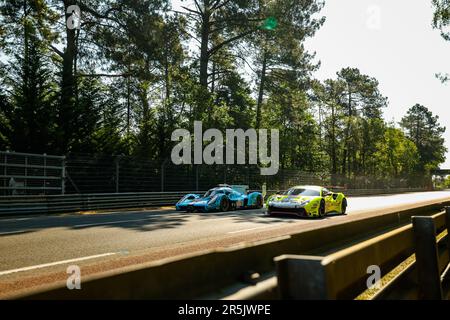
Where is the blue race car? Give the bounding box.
[176,185,264,213]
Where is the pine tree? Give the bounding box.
[9,36,56,153]
[250,0,325,129]
[400,104,447,172]
[1,0,58,153]
[0,92,11,150]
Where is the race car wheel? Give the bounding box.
[255,195,263,209]
[341,198,347,214]
[319,200,326,217]
[220,197,230,212]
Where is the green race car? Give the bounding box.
[266,185,347,218]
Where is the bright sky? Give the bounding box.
[303,0,450,167]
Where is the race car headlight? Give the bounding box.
[299,200,311,206]
[208,196,218,205]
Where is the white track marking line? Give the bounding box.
[228,225,275,234]
[0,252,118,277]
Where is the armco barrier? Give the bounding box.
[0,188,428,216]
[9,200,449,300]
[275,210,450,300]
[0,192,192,215]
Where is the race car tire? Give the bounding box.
[220,197,230,212]
[319,200,326,217]
[341,198,347,214]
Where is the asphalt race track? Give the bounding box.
[1,191,450,297]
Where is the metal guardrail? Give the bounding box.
[0,192,196,215]
[0,188,428,216]
[274,210,450,300]
[9,199,449,300]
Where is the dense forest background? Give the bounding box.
[0,0,448,181]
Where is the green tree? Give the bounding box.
[250,0,325,129]
[400,104,447,172]
[8,35,57,153]
[314,79,346,175]
[335,68,387,176]
[263,83,323,171]
[433,0,450,40]
[178,0,260,88]
[215,70,255,129]
[91,82,128,155]
[67,77,107,153]
[373,127,419,177]
[443,175,450,188]
[315,68,387,177]
[1,0,57,153]
[176,0,264,119]
[0,27,8,149]
[0,92,11,150]
[204,39,255,129]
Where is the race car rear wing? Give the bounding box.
[323,185,346,191]
[216,184,249,195]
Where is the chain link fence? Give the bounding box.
[64,154,432,194]
[0,151,432,196]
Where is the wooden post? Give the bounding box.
[412,216,443,300]
[275,255,333,300]
[446,207,450,259]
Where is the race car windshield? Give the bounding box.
[287,188,320,197]
[203,189,224,198]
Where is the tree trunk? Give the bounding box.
[199,3,211,88]
[74,28,80,107]
[160,47,171,159]
[126,33,131,135]
[211,61,216,94]
[331,103,337,175]
[23,0,29,89]
[342,88,352,177]
[165,49,171,106]
[59,0,77,152]
[256,50,267,129]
